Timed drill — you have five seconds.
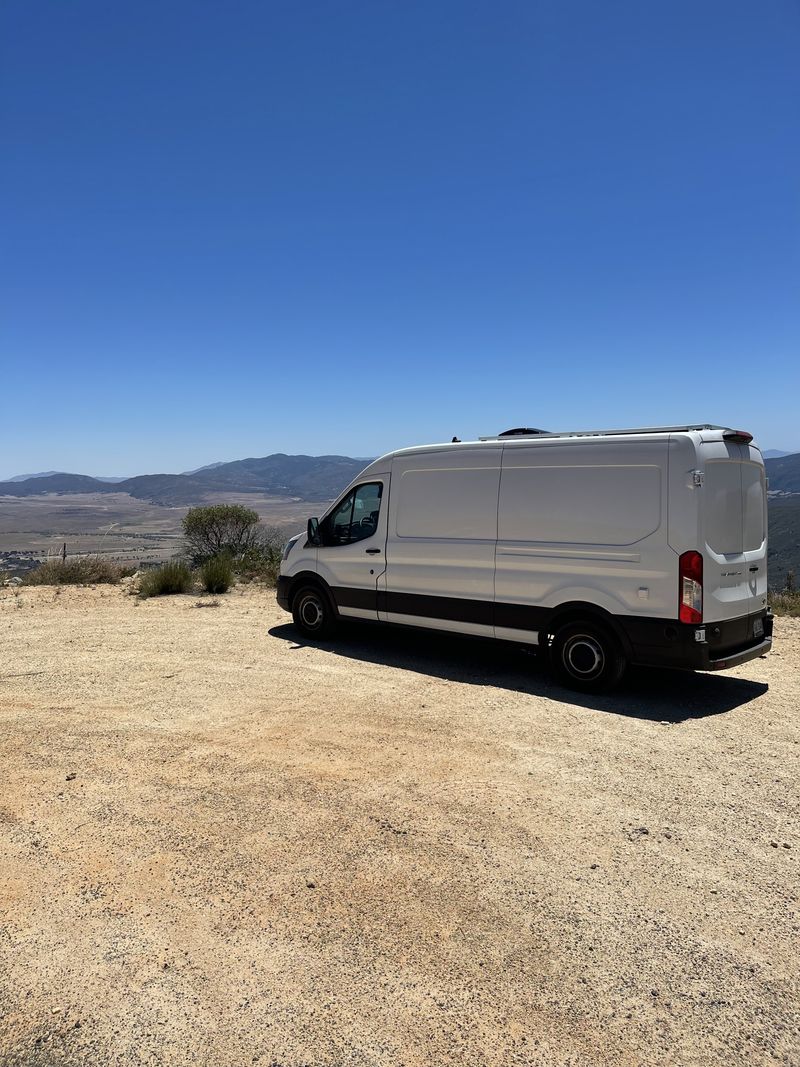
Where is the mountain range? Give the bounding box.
[0,454,371,506]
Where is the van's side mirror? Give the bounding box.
[307,517,322,547]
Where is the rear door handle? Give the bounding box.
[749,566,759,572]
[365,548,381,555]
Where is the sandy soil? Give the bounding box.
[0,585,797,1067]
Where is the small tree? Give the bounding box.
[182,504,261,563]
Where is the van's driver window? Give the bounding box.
[322,483,382,546]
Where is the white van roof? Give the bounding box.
[478,423,731,441]
[357,425,757,476]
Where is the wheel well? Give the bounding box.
[545,602,632,658]
[287,573,337,615]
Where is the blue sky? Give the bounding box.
[2,0,798,476]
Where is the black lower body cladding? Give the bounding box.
[619,610,773,670]
[276,575,292,612]
[276,577,772,673]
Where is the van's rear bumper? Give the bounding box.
[622,610,773,672]
[705,637,772,671]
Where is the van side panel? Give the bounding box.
[494,439,672,640]
[383,447,500,636]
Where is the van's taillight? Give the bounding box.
[723,429,753,444]
[679,551,703,624]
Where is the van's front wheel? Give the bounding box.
[551,621,626,693]
[291,585,336,639]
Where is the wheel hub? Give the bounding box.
[564,634,604,678]
[300,598,322,628]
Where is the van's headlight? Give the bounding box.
[282,536,300,561]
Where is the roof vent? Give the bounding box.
[497,427,548,437]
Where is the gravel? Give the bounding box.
[0,585,798,1067]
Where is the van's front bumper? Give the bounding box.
[623,610,773,672]
[276,575,291,612]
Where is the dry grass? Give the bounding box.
[769,589,800,617]
[138,560,193,598]
[199,555,233,594]
[21,557,134,586]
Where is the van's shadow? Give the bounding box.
[268,622,768,723]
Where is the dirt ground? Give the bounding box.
[0,585,797,1067]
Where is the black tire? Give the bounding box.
[550,621,626,693]
[291,584,336,639]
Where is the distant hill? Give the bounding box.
[765,453,800,496]
[768,498,800,590]
[180,461,226,475]
[6,470,71,482]
[0,473,119,496]
[6,470,126,483]
[763,449,793,460]
[0,454,370,505]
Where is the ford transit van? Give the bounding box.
[277,425,772,691]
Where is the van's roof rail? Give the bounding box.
[479,424,728,441]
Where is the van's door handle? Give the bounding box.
[365,548,381,555]
[749,566,759,572]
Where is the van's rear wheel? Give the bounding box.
[292,585,336,639]
[551,621,626,693]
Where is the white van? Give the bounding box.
[277,425,772,691]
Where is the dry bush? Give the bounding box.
[769,590,800,617]
[138,561,193,598]
[199,555,233,594]
[23,558,134,586]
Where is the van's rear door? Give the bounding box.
[701,444,767,625]
[741,446,769,625]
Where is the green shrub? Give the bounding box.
[139,561,193,598]
[199,555,233,594]
[23,558,134,586]
[183,504,261,563]
[232,543,282,585]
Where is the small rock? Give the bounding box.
[306,881,315,889]
[590,863,598,870]
[651,989,659,997]
[65,773,77,782]
[770,841,779,848]
[783,843,791,849]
